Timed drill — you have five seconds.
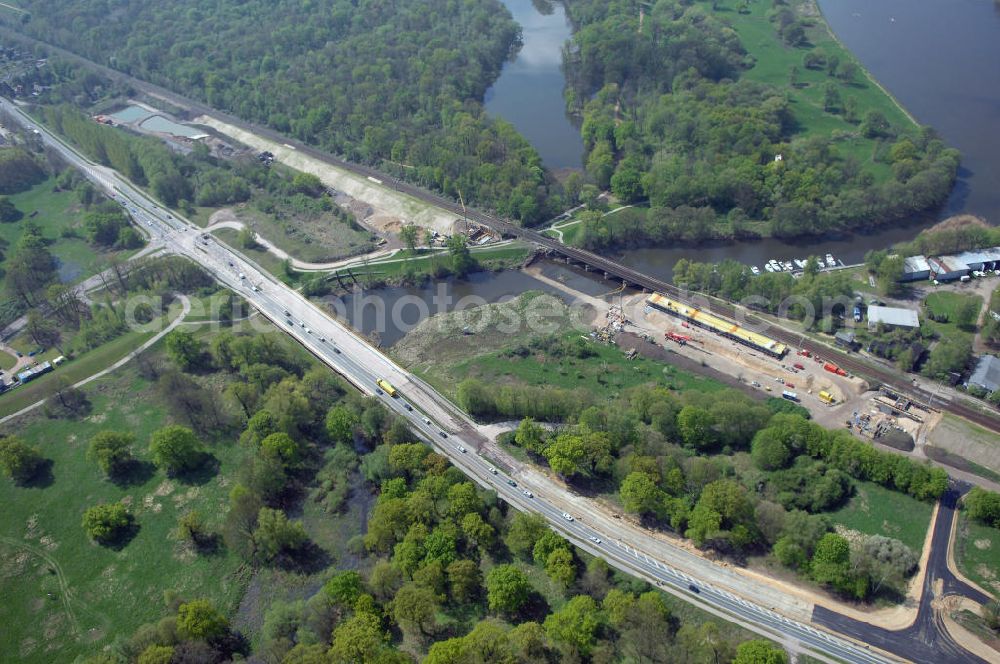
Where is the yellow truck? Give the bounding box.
[376,378,398,397]
[818,391,835,405]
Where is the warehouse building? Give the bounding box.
[927,256,970,282]
[901,255,930,282]
[952,247,1000,272]
[867,305,920,330]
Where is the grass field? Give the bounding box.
[396,291,727,403]
[452,336,725,401]
[551,205,648,247]
[953,513,1000,599]
[827,481,933,553]
[0,318,331,660]
[0,301,184,419]
[0,364,250,663]
[220,201,374,264]
[719,0,912,181]
[923,291,982,339]
[1,178,137,288]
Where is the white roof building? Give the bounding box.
[867,305,919,329]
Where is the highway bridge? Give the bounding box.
[3,95,945,664]
[5,27,998,434]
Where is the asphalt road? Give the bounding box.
[814,485,992,664]
[5,96,986,664]
[6,27,1000,438]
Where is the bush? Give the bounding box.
[0,436,45,484]
[149,425,206,474]
[82,502,134,545]
[964,487,1000,529]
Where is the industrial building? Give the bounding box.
[898,246,1000,282]
[969,355,1000,393]
[927,256,970,282]
[867,305,920,330]
[901,255,930,282]
[646,293,788,358]
[952,247,1000,272]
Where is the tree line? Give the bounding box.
[462,375,946,601]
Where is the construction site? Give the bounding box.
[848,387,933,451]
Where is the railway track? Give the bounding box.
[11,29,998,434]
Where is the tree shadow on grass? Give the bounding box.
[518,590,552,625]
[109,459,157,488]
[191,532,224,557]
[275,541,332,575]
[96,520,140,551]
[19,459,55,489]
[170,453,220,486]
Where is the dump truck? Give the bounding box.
[818,391,835,404]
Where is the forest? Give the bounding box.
[457,368,948,602]
[562,0,960,243]
[7,0,558,224]
[2,314,791,663]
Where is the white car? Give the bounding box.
[488,467,498,475]
[522,489,533,498]
[562,512,574,522]
[588,535,602,544]
[457,445,467,454]
[423,417,432,425]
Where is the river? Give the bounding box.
[484,0,584,171]
[818,0,1000,222]
[483,0,1000,282]
[618,0,1000,281]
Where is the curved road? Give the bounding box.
[5,28,998,435]
[814,484,992,664]
[6,91,997,662]
[2,96,918,664]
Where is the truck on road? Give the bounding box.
[376,378,397,397]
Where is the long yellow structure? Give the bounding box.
[646,294,787,359]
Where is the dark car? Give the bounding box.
[507,479,517,487]
[687,584,700,594]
